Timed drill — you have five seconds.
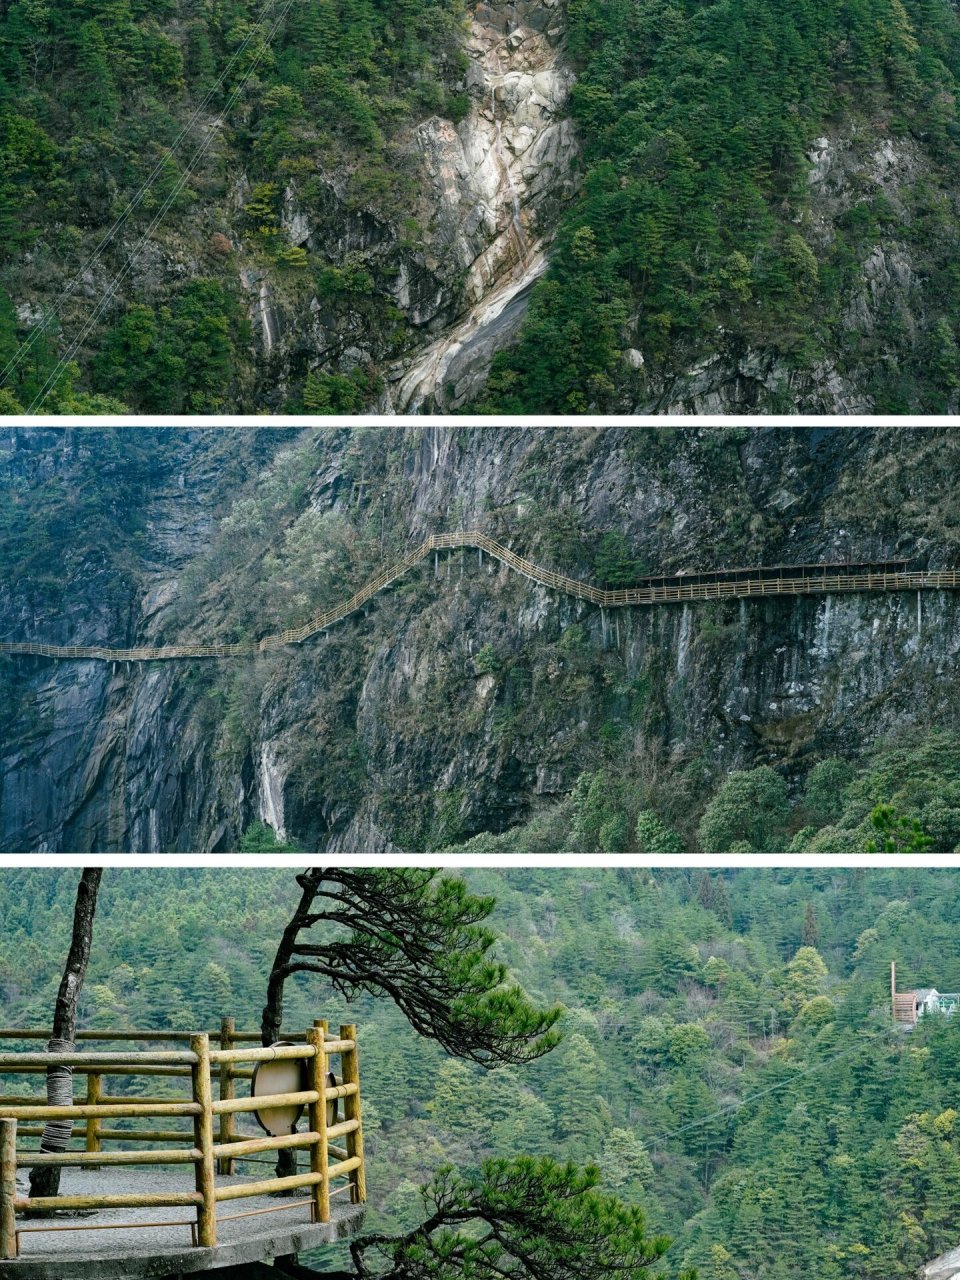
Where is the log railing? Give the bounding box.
[0,1021,365,1259]
[0,531,956,664]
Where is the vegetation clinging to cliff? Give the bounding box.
[478,0,960,412]
[0,0,467,412]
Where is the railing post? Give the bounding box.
[340,1024,365,1204]
[218,1017,236,1175]
[190,1033,217,1248]
[307,1025,329,1224]
[84,1072,102,1167]
[1,1118,17,1259]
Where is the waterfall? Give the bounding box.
[259,743,287,840]
[677,605,692,675]
[494,118,527,263]
[258,281,276,354]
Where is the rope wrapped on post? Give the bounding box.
[36,1038,75,1170]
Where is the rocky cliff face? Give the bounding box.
[244,0,577,411]
[2,426,959,852]
[385,0,575,410]
[631,126,951,414]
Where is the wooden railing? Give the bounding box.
[0,1021,365,1259]
[1,531,958,663]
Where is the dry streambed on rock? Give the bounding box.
[387,0,575,410]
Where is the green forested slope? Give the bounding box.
[448,733,960,852]
[477,0,960,413]
[0,0,465,412]
[4,1,960,411]
[3,867,960,1278]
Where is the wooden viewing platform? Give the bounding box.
[0,531,956,664]
[0,1023,366,1278]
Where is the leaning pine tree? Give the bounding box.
[28,867,102,1202]
[261,868,560,1058]
[262,869,694,1280]
[262,868,561,1175]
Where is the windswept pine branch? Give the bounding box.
[330,1157,691,1280]
[262,869,561,1065]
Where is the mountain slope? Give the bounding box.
[3,426,960,851]
[3,865,960,1278]
[4,1,960,412]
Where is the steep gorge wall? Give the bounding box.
[2,427,959,852]
[633,127,949,414]
[385,0,574,410]
[248,0,576,411]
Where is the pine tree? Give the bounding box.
[340,1157,690,1280]
[74,21,118,125]
[802,902,820,948]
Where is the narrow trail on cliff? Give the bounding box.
[1,532,957,664]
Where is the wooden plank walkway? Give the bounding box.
[1,531,957,663]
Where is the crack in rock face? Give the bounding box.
[389,0,576,411]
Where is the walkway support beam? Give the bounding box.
[340,1025,365,1205]
[84,1072,102,1165]
[217,1017,236,1176]
[308,1024,329,1224]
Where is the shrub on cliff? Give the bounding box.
[698,766,790,852]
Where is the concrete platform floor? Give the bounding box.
[1,1168,364,1280]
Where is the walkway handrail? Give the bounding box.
[1,531,957,663]
[0,1019,365,1258]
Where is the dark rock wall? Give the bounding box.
[2,427,958,851]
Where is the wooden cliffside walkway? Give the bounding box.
[1,531,958,664]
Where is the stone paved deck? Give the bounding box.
[1,1168,363,1280]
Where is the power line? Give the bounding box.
[648,1024,898,1149]
[22,0,298,413]
[0,0,290,392]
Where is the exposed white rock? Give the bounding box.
[258,742,287,841]
[240,268,280,355]
[389,0,576,410]
[282,184,312,246]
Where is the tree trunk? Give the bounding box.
[261,870,323,1046]
[28,868,102,1202]
[261,871,324,1181]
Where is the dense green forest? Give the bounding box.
[3,867,960,1278]
[3,1,960,411]
[447,734,957,853]
[0,0,466,412]
[477,0,960,412]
